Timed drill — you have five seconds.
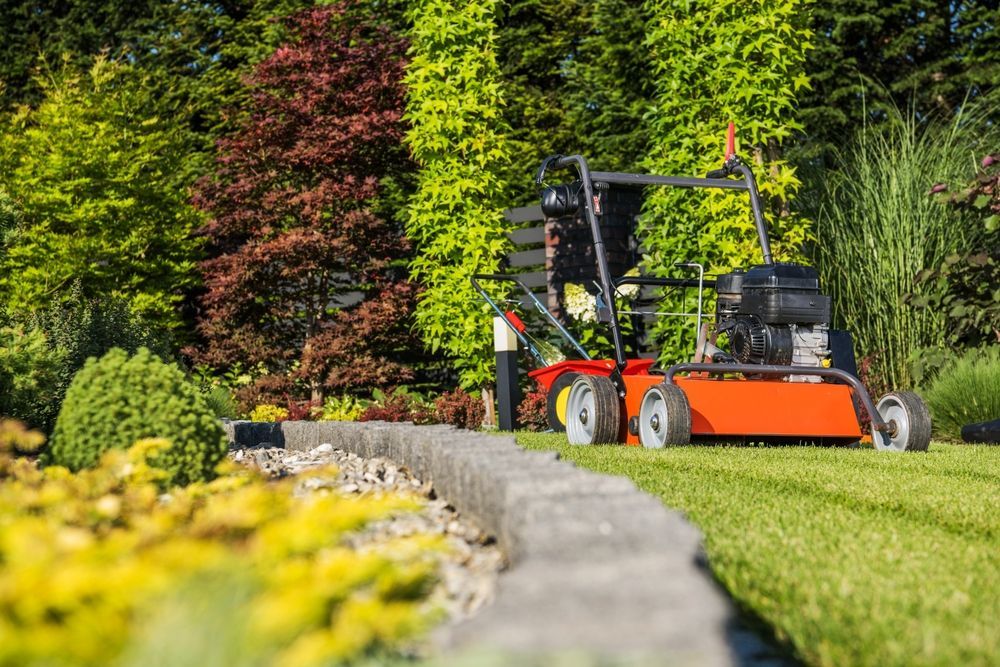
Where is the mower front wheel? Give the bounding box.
[874,391,932,452]
[546,372,580,433]
[638,383,691,448]
[566,375,620,445]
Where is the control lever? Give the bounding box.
[706,121,739,179]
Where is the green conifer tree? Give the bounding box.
[0,58,201,329]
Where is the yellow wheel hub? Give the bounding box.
[555,385,572,426]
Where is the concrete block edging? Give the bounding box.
[222,420,740,664]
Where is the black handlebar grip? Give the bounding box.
[706,168,728,179]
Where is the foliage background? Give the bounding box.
[0,1,999,664]
[640,0,814,360]
[808,109,994,390]
[191,3,417,404]
[0,0,998,398]
[403,0,512,389]
[797,1,1000,162]
[0,58,202,330]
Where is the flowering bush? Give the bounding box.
[562,269,639,359]
[563,282,598,323]
[0,426,443,666]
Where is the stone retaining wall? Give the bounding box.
[222,420,748,665]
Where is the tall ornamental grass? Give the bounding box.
[811,109,993,390]
[924,346,1000,441]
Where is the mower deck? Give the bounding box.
[532,360,862,446]
[624,375,862,445]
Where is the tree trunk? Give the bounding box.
[302,331,324,407]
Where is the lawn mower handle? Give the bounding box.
[576,161,774,266]
[539,154,630,381]
[662,363,889,434]
[537,153,776,381]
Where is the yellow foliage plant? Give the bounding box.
[250,403,290,422]
[0,422,445,667]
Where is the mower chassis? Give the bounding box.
[532,359,872,445]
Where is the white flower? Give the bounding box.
[564,282,597,322]
[616,268,641,301]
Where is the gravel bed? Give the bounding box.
[230,443,505,622]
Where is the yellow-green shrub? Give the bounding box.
[320,394,368,421]
[250,403,289,422]
[45,347,225,486]
[642,0,813,361]
[0,433,443,667]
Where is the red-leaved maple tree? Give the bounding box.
[190,2,415,403]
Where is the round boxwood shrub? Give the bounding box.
[47,347,226,485]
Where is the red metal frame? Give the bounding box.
[528,358,655,392]
[620,373,862,445]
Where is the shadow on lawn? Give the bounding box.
[725,601,802,666]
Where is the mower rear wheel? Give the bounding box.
[546,372,580,432]
[638,383,691,448]
[566,375,620,445]
[874,391,932,452]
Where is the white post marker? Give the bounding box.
[494,316,521,431]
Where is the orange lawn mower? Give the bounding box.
[474,126,932,452]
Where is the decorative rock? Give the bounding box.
[228,443,503,623]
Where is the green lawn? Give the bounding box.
[516,434,1000,667]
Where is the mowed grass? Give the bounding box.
[516,433,1000,667]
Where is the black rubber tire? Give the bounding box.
[874,391,932,452]
[565,375,621,445]
[638,383,692,448]
[545,372,579,433]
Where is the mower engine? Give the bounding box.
[714,263,832,381]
